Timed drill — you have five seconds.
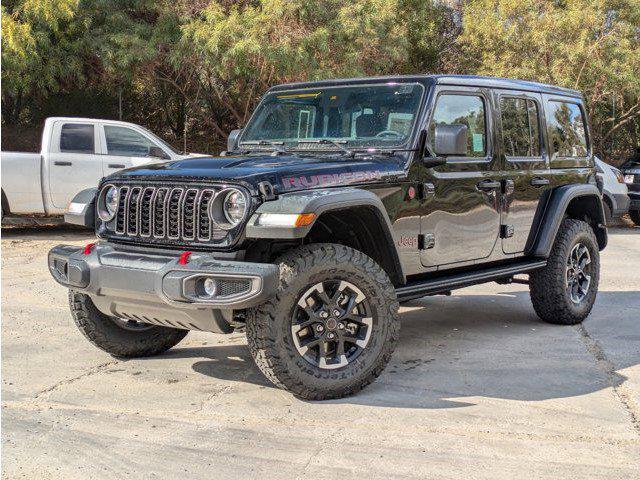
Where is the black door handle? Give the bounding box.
[530,177,550,187]
[54,161,72,166]
[476,179,501,191]
[108,163,126,169]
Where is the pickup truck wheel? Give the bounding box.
[69,291,187,357]
[629,209,640,226]
[529,219,599,325]
[246,243,399,400]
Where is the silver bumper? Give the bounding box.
[48,243,279,333]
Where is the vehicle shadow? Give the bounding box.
[166,289,640,409]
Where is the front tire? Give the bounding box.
[246,244,400,400]
[69,292,188,357]
[529,219,600,325]
[629,209,640,226]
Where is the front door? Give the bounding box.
[419,87,501,267]
[99,124,170,175]
[494,91,552,254]
[48,122,103,210]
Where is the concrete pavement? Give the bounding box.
[2,225,639,479]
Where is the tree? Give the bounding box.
[458,0,640,163]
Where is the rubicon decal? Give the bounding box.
[282,171,382,190]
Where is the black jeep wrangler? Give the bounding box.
[49,75,607,400]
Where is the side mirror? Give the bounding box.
[433,124,468,156]
[148,145,170,160]
[227,129,243,152]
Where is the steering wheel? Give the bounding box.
[375,130,403,139]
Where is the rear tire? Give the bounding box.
[69,291,188,357]
[529,219,599,325]
[630,209,640,226]
[246,244,399,400]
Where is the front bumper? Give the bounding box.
[628,192,640,211]
[48,243,279,333]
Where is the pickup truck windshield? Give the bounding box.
[240,83,424,150]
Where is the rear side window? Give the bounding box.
[547,101,588,158]
[104,125,156,157]
[430,94,486,157]
[60,124,94,154]
[500,98,540,157]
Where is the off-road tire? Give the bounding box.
[69,291,187,357]
[246,243,400,400]
[529,219,599,325]
[630,209,640,226]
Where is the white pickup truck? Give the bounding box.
[1,117,197,219]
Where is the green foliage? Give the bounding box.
[1,0,638,160]
[458,0,640,162]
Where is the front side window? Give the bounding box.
[104,125,158,157]
[547,101,588,158]
[500,98,541,157]
[60,124,94,154]
[429,94,486,157]
[241,83,425,149]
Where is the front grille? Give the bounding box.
[111,184,227,244]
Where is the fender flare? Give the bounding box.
[64,187,97,227]
[529,184,607,258]
[246,187,404,282]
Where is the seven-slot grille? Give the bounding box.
[112,185,226,243]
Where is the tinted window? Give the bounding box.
[547,101,588,158]
[105,126,157,157]
[430,94,486,157]
[501,98,540,157]
[60,124,94,154]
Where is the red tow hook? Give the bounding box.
[178,251,193,265]
[83,243,96,255]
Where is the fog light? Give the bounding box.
[203,278,217,297]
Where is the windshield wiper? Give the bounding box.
[296,139,354,157]
[240,140,289,155]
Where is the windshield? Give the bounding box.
[240,83,424,150]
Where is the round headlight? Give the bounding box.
[222,189,247,226]
[97,185,119,222]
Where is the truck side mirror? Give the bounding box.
[148,145,170,160]
[433,124,468,156]
[228,129,243,152]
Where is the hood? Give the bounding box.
[108,153,406,194]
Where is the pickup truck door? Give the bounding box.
[98,124,171,174]
[419,87,501,267]
[48,122,104,211]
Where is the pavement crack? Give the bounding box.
[575,324,640,436]
[33,360,119,399]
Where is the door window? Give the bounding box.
[104,125,158,157]
[500,98,541,157]
[60,124,95,154]
[547,101,588,159]
[430,94,486,157]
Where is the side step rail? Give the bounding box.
[396,259,547,302]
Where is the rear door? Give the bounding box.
[495,91,552,254]
[419,86,501,267]
[48,121,103,210]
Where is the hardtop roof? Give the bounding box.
[268,74,582,99]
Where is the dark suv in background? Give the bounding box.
[50,75,607,399]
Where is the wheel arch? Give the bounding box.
[529,184,607,258]
[1,188,10,216]
[245,188,405,286]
